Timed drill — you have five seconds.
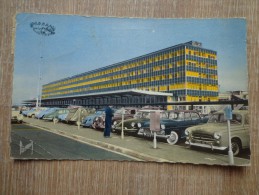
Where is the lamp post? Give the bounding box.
[30,21,55,108]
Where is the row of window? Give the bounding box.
[42,80,218,99]
[44,46,217,90]
[44,60,217,91]
[42,73,218,96]
[43,63,218,93]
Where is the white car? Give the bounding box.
[185,110,249,156]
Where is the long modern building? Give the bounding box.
[41,41,218,108]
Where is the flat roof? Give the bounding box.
[41,89,172,101]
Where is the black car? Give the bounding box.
[137,110,209,145]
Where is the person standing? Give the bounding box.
[104,105,114,137]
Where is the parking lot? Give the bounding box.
[11,116,250,166]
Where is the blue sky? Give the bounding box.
[13,13,247,105]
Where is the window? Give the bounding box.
[191,112,200,120]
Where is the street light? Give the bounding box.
[30,21,55,108]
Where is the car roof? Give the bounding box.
[215,110,248,114]
[166,110,199,113]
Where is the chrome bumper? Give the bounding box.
[185,141,227,151]
[113,127,138,132]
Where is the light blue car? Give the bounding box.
[22,108,36,117]
[82,109,105,128]
[58,113,69,122]
[35,107,60,119]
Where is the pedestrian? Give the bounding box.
[104,105,114,138]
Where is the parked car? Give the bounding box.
[58,113,69,122]
[112,109,167,135]
[93,107,137,130]
[43,108,69,121]
[27,107,47,118]
[185,110,249,156]
[22,107,36,117]
[82,109,105,128]
[113,107,138,123]
[137,110,209,145]
[66,107,95,124]
[11,106,23,123]
[36,107,59,119]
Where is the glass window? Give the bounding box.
[191,112,200,120]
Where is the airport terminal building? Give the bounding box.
[40,41,219,108]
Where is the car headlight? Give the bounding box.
[213,132,221,139]
[131,122,136,127]
[185,129,190,136]
[137,123,142,128]
[161,124,165,130]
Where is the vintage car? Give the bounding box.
[92,107,137,130]
[65,107,95,124]
[137,110,209,145]
[113,107,137,122]
[11,106,23,123]
[185,110,249,156]
[43,108,69,121]
[58,113,69,122]
[112,109,167,134]
[22,107,36,117]
[27,107,47,118]
[36,107,60,119]
[81,109,105,128]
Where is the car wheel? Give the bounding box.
[231,139,242,156]
[167,131,179,145]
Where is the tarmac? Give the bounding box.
[22,117,251,166]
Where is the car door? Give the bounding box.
[183,112,193,129]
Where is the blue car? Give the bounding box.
[43,108,69,121]
[35,107,59,119]
[82,109,105,128]
[22,108,36,117]
[58,113,69,122]
[137,110,209,145]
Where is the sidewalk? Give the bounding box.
[23,118,250,166]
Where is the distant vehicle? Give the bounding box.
[65,107,95,124]
[112,109,167,135]
[27,107,47,118]
[112,107,138,123]
[36,107,59,119]
[137,110,209,145]
[82,109,105,128]
[11,106,23,123]
[43,108,69,121]
[58,113,69,122]
[22,107,36,117]
[185,110,249,156]
[93,107,137,130]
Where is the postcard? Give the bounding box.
[11,13,249,166]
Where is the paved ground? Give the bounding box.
[16,117,251,166]
[11,124,137,160]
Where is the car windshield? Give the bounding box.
[168,112,185,120]
[95,111,104,115]
[134,111,167,119]
[208,113,242,124]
